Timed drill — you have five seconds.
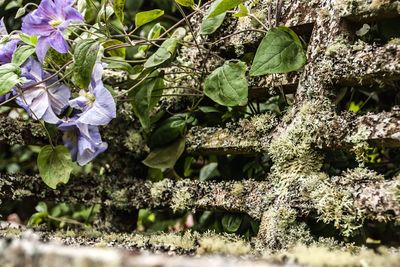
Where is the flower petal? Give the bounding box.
[22,12,54,36]
[78,85,116,126]
[36,36,52,63]
[49,31,68,54]
[48,83,71,114]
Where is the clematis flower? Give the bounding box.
[0,90,15,103]
[69,63,116,126]
[16,58,71,124]
[0,18,19,65]
[58,118,108,166]
[21,0,83,62]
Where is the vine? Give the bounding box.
[0,0,307,188]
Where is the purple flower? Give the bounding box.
[16,59,71,124]
[69,63,116,126]
[0,92,13,103]
[58,118,108,166]
[0,18,19,64]
[21,0,83,62]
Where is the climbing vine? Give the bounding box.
[0,0,307,188]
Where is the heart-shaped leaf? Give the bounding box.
[37,145,75,189]
[250,26,306,76]
[204,60,248,107]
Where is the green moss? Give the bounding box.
[171,186,193,213]
[388,38,400,45]
[148,231,196,250]
[123,129,148,156]
[150,180,169,204]
[231,182,244,196]
[278,244,400,267]
[257,206,313,251]
[198,232,251,256]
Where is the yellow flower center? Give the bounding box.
[49,19,62,28]
[84,92,96,105]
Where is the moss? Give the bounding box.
[171,186,193,213]
[256,206,313,251]
[278,244,400,267]
[389,38,400,45]
[251,113,278,134]
[345,125,372,165]
[325,39,348,56]
[198,232,251,256]
[123,129,148,156]
[148,231,196,250]
[150,179,169,204]
[231,182,244,196]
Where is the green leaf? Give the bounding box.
[0,63,22,97]
[130,71,164,130]
[19,33,38,46]
[198,106,220,113]
[73,39,100,88]
[233,3,249,17]
[221,214,243,233]
[138,23,163,56]
[200,12,226,35]
[207,0,243,18]
[175,0,194,8]
[200,0,230,35]
[135,9,164,28]
[37,145,75,189]
[204,60,248,107]
[113,0,126,23]
[12,45,35,66]
[199,162,220,181]
[149,114,187,148]
[142,138,185,169]
[144,28,186,69]
[250,26,306,76]
[103,39,126,58]
[35,202,48,213]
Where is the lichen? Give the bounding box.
[256,206,313,251]
[150,179,169,204]
[277,244,400,267]
[197,232,251,256]
[123,129,148,156]
[171,186,193,213]
[231,182,244,196]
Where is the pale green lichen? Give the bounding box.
[123,129,148,156]
[198,232,251,256]
[251,112,278,134]
[231,182,244,196]
[148,231,196,250]
[278,244,400,267]
[150,180,169,204]
[256,206,313,252]
[171,187,193,213]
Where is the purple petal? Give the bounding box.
[48,31,68,54]
[64,7,84,22]
[69,93,88,110]
[0,39,19,64]
[48,83,71,114]
[90,63,104,86]
[42,106,62,124]
[22,12,54,36]
[59,120,108,166]
[37,0,56,19]
[36,37,51,63]
[78,85,116,126]
[20,87,48,119]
